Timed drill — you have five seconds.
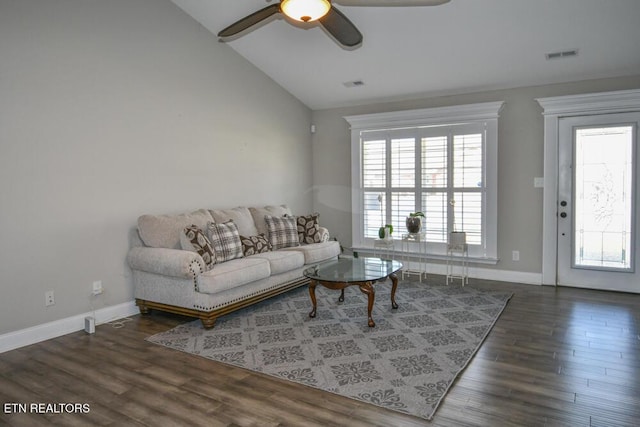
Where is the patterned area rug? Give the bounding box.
[147,279,512,420]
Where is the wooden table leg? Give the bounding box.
[338,289,345,302]
[358,281,376,327]
[390,273,399,309]
[308,279,318,318]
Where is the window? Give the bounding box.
[346,102,503,261]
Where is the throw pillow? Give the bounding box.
[264,215,300,250]
[206,221,244,263]
[295,213,322,244]
[240,234,272,256]
[180,225,216,271]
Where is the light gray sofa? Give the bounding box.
[127,205,340,328]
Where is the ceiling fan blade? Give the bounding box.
[218,4,281,38]
[335,0,450,6]
[319,7,363,48]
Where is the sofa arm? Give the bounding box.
[127,247,205,279]
[318,226,330,243]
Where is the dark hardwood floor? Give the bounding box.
[1,277,640,426]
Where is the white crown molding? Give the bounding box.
[344,101,505,130]
[536,88,640,116]
[0,301,138,353]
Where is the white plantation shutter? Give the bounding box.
[422,136,447,188]
[422,136,448,243]
[422,192,447,243]
[362,140,386,238]
[453,134,483,188]
[361,128,486,245]
[452,134,483,244]
[454,192,482,244]
[347,102,502,260]
[362,140,385,187]
[391,192,414,235]
[391,138,415,187]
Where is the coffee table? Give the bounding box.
[303,257,403,327]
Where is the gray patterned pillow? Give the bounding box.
[240,234,272,256]
[264,215,300,250]
[296,213,322,244]
[206,221,243,263]
[180,225,216,271]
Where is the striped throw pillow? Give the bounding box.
[206,221,244,263]
[265,215,300,250]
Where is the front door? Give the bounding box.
[557,112,640,292]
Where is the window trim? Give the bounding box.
[346,101,504,261]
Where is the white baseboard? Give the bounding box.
[395,260,543,286]
[0,300,138,354]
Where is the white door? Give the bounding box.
[557,113,640,292]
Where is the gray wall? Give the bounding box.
[311,76,640,274]
[0,0,312,334]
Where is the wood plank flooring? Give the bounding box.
[1,277,640,426]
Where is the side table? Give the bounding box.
[401,232,427,282]
[446,231,468,286]
[373,238,394,260]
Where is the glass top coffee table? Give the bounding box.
[303,257,403,327]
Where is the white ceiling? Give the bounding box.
[171,0,640,110]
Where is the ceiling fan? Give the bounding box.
[218,0,451,48]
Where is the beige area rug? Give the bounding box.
[147,279,512,420]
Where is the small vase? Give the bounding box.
[406,217,421,233]
[384,226,392,240]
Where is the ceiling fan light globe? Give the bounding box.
[281,0,331,22]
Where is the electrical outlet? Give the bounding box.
[45,290,55,306]
[92,280,103,295]
[512,250,520,261]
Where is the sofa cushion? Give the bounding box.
[296,213,322,244]
[197,257,270,294]
[250,250,304,275]
[138,209,214,249]
[281,240,341,264]
[180,225,216,271]
[250,205,292,236]
[265,215,300,250]
[240,234,272,256]
[206,221,243,263]
[209,207,258,237]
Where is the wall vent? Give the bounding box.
[343,80,365,88]
[545,49,578,60]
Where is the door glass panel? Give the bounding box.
[573,125,634,270]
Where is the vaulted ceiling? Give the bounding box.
[172,0,640,110]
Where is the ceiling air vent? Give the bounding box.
[545,49,578,60]
[343,80,365,88]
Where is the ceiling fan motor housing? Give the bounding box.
[280,0,332,23]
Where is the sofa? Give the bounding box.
[127,205,341,328]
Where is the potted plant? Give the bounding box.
[378,224,393,239]
[406,212,425,233]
